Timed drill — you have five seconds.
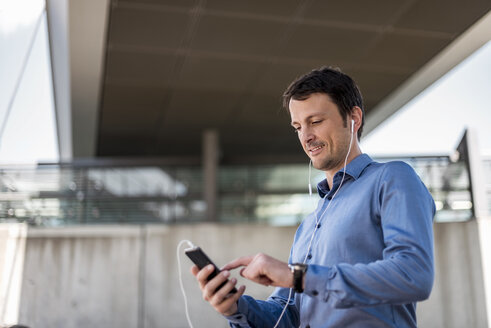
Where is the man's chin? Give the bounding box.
[310,158,324,170]
[312,158,340,172]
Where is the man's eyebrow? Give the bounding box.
[290,112,327,126]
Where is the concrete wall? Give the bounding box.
[0,224,27,325]
[479,218,491,326]
[0,221,488,328]
[6,224,295,328]
[417,220,488,328]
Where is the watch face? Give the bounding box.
[291,263,306,293]
[293,263,307,271]
[289,263,307,273]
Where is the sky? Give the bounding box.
[0,0,58,164]
[361,41,491,157]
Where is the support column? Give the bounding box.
[203,130,219,222]
[46,0,73,162]
[465,128,491,327]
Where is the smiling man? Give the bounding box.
[192,67,435,328]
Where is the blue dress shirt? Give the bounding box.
[226,154,435,327]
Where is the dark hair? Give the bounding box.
[282,66,365,139]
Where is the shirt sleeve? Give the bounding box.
[303,161,435,308]
[225,287,299,327]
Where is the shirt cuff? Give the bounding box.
[303,264,337,301]
[224,296,249,325]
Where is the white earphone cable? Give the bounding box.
[274,121,355,327]
[272,288,293,328]
[303,122,354,263]
[177,239,196,328]
[178,122,356,328]
[308,159,313,197]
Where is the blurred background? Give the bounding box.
[0,0,491,327]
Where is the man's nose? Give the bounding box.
[300,127,314,145]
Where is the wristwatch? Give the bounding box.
[289,263,308,293]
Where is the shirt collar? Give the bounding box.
[317,153,373,198]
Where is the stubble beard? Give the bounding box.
[313,153,344,172]
[311,138,350,173]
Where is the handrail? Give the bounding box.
[0,155,476,225]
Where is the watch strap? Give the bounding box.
[289,263,307,293]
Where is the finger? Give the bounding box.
[241,268,272,285]
[240,265,256,280]
[196,264,215,289]
[216,285,246,314]
[202,270,231,301]
[190,265,199,276]
[240,265,272,286]
[222,256,254,271]
[210,277,238,306]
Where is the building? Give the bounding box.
[1,1,491,327]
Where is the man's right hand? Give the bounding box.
[191,264,246,316]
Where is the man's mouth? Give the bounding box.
[308,144,324,155]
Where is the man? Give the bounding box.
[192,67,435,327]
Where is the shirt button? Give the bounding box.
[307,254,312,260]
[316,223,321,229]
[312,290,319,296]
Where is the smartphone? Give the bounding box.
[185,246,237,294]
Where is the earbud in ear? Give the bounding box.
[351,120,355,133]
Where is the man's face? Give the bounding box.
[289,93,351,172]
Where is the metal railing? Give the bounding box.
[0,155,477,226]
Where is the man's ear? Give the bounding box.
[351,106,363,137]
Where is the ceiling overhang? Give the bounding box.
[48,0,491,162]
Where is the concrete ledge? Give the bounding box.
[25,224,144,238]
[0,222,487,327]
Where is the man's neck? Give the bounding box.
[325,147,362,189]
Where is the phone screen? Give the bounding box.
[185,246,237,294]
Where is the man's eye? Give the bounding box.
[312,120,322,125]
[293,127,300,133]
